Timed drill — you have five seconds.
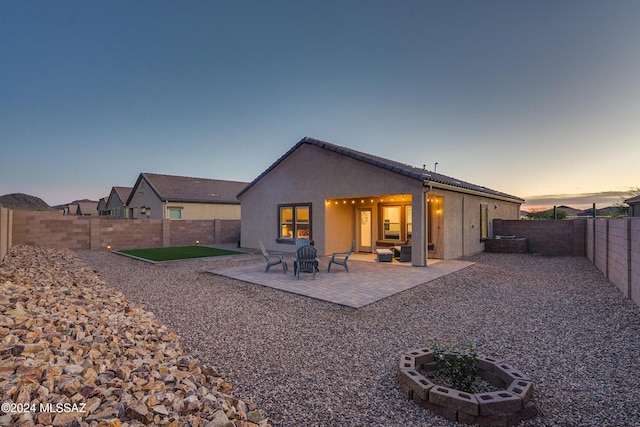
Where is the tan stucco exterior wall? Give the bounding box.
[240,143,521,263]
[239,143,427,262]
[165,202,240,220]
[128,181,240,220]
[430,188,520,259]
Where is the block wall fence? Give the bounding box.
[1,204,638,309]
[494,218,640,308]
[0,205,240,260]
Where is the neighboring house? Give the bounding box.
[104,186,133,218]
[127,172,248,220]
[63,204,79,215]
[237,137,524,265]
[626,195,640,217]
[97,197,108,215]
[77,201,99,216]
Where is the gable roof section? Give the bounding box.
[114,186,133,204]
[237,137,524,202]
[129,173,248,205]
[77,201,98,215]
[106,186,133,208]
[625,195,640,204]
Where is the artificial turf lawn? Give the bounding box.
[118,245,244,262]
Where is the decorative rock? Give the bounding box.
[125,400,149,422]
[0,246,271,427]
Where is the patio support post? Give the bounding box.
[421,188,429,267]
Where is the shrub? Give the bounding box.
[430,341,479,393]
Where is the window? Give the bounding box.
[168,207,182,219]
[480,204,489,239]
[382,206,402,240]
[278,203,311,241]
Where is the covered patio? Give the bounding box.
[209,257,473,308]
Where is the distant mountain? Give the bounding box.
[523,205,622,218]
[0,193,52,210]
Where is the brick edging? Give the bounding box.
[398,347,537,426]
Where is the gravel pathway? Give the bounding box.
[76,250,640,426]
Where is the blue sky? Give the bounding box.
[1,1,639,209]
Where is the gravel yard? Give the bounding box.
[76,250,640,427]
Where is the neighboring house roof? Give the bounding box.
[625,195,640,204]
[237,136,524,202]
[107,186,133,206]
[77,201,99,215]
[97,197,107,210]
[114,186,133,204]
[128,173,248,205]
[66,204,79,215]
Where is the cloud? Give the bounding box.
[523,190,634,209]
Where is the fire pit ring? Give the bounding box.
[398,347,537,426]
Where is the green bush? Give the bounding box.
[430,341,479,393]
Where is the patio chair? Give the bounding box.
[399,238,412,263]
[259,241,288,273]
[294,244,318,279]
[295,238,310,250]
[328,240,355,273]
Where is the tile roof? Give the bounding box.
[113,186,133,204]
[77,201,99,214]
[138,173,248,204]
[625,195,640,204]
[237,137,524,202]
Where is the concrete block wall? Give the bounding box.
[492,219,585,256]
[586,218,640,307]
[5,208,240,253]
[631,220,640,307]
[0,204,11,261]
[214,219,241,244]
[12,211,91,249]
[92,218,163,250]
[607,219,630,297]
[593,220,608,274]
[168,220,216,247]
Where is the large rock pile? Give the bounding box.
[0,246,270,427]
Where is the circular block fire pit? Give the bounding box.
[397,347,537,426]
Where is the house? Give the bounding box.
[626,195,640,217]
[76,201,99,216]
[237,137,524,265]
[104,186,133,218]
[97,197,108,215]
[63,204,78,215]
[126,172,248,220]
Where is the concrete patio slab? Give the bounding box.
[208,258,474,308]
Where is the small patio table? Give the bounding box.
[376,248,393,262]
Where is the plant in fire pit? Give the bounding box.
[429,341,479,393]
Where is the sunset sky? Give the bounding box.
[1,1,639,209]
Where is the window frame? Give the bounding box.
[480,204,489,239]
[276,202,312,243]
[377,201,412,243]
[168,206,183,220]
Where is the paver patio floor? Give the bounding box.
[209,257,474,308]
